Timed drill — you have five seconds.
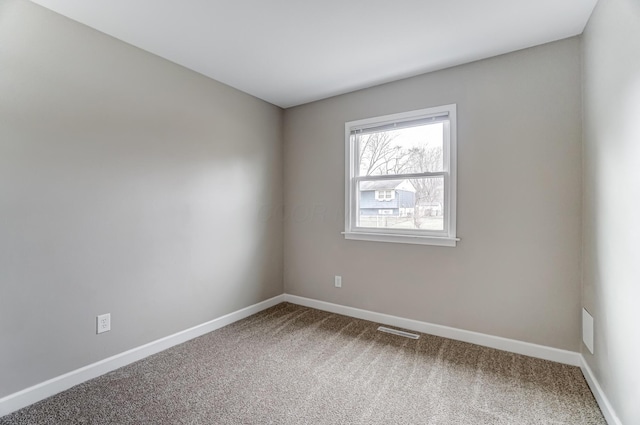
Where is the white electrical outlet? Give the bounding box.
[334,276,342,288]
[97,313,111,334]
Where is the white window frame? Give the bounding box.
[343,104,459,247]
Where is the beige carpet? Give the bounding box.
[1,303,605,424]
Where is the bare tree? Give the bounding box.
[383,145,413,174]
[357,130,443,228]
[358,132,407,175]
[406,147,443,227]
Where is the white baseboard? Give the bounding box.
[3,294,619,424]
[0,294,285,418]
[580,357,622,425]
[284,295,627,421]
[284,294,582,366]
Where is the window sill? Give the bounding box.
[342,231,459,247]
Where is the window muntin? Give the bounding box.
[344,104,457,247]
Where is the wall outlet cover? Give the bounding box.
[97,313,111,334]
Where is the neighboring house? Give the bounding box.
[359,179,416,217]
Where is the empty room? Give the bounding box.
[0,0,638,424]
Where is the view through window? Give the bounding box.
[344,105,457,246]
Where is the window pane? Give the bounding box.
[357,122,444,176]
[357,177,444,231]
[410,177,444,231]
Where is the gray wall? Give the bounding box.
[582,0,640,423]
[0,0,283,398]
[6,0,624,414]
[284,38,583,351]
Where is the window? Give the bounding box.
[344,104,458,247]
[375,190,395,201]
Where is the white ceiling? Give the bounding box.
[30,0,598,108]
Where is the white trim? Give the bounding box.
[580,357,622,425]
[347,108,450,131]
[446,106,457,239]
[344,104,458,247]
[283,294,581,366]
[2,294,621,424]
[287,292,619,422]
[0,294,285,417]
[343,231,458,247]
